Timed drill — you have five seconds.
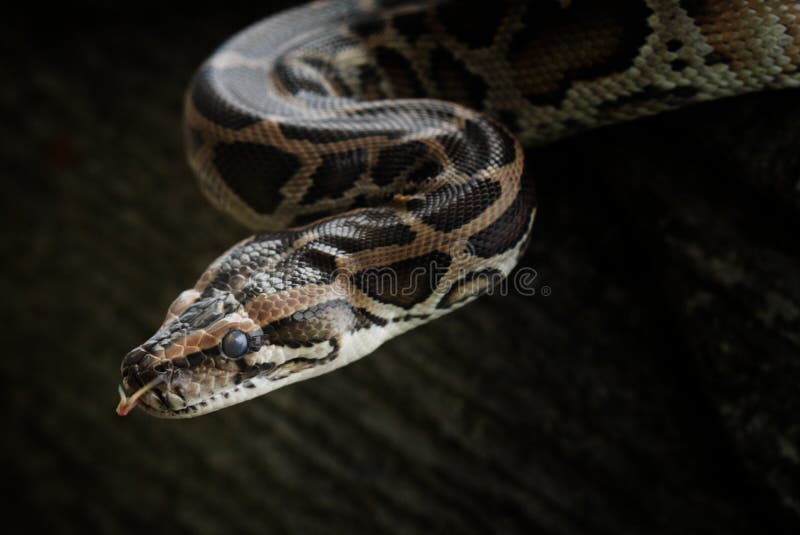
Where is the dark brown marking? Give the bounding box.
[352,251,452,308]
[372,141,430,186]
[509,1,653,107]
[213,142,301,215]
[393,313,431,323]
[704,51,729,65]
[374,46,425,97]
[267,338,340,381]
[263,301,362,345]
[437,268,505,309]
[406,160,444,187]
[430,46,487,110]
[678,0,707,19]
[233,361,276,383]
[670,59,688,71]
[301,148,368,204]
[408,178,502,232]
[205,232,295,297]
[666,39,683,52]
[436,0,506,49]
[353,307,389,328]
[350,18,386,38]
[277,242,340,287]
[467,183,534,258]
[393,11,428,44]
[437,119,514,176]
[357,63,388,100]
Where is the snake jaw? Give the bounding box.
[115,376,166,416]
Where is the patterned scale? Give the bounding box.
[118,0,800,417]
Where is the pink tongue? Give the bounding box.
[116,377,164,416]
[115,397,139,416]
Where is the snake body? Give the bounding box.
[118,0,800,418]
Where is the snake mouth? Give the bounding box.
[115,376,166,416]
[120,349,344,418]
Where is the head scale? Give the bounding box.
[117,234,383,418]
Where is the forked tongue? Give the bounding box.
[116,376,164,416]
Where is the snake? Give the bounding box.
[116,0,800,418]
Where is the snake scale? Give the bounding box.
[117,0,800,418]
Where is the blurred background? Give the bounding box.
[2,3,799,533]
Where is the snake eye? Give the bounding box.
[220,330,249,359]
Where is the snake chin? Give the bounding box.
[127,367,320,419]
[117,345,302,418]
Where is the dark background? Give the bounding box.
[2,3,799,533]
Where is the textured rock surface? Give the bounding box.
[2,5,799,533]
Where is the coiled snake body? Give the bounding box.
[118,0,800,417]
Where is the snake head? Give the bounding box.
[117,289,366,418]
[117,234,391,418]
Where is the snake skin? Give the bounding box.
[118,0,800,418]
